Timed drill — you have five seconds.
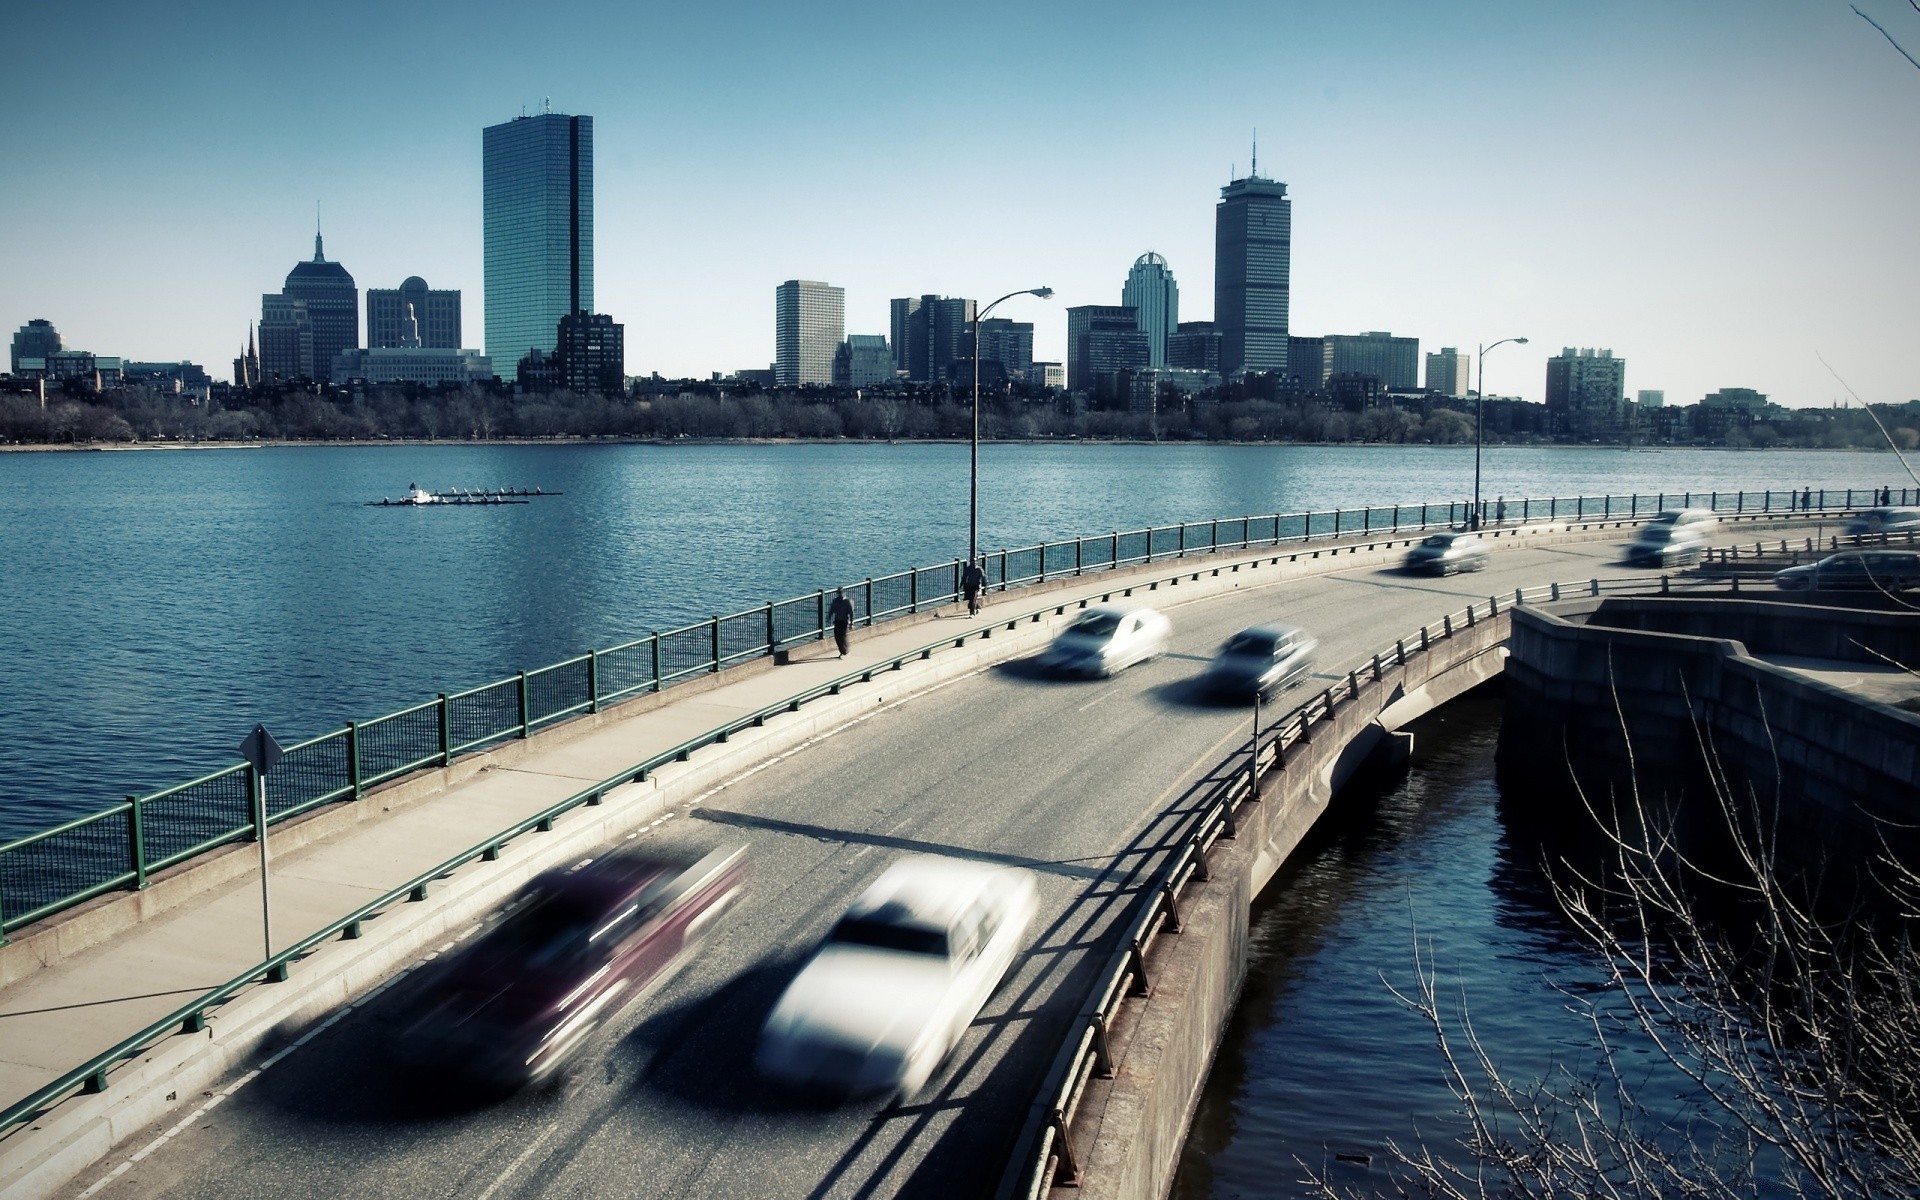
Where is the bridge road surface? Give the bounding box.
[69,532,1715,1200]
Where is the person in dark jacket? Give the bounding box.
[828,588,854,657]
[962,559,986,617]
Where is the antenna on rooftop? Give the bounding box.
[1252,128,1258,177]
[544,96,551,114]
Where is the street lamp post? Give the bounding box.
[971,286,1054,566]
[1473,336,1528,528]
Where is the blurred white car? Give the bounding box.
[1202,625,1317,700]
[1643,508,1720,534]
[1845,507,1920,538]
[1624,523,1708,567]
[1039,605,1170,677]
[1403,531,1488,575]
[755,856,1038,1101]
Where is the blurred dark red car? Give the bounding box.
[399,845,746,1087]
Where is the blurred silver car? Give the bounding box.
[755,856,1038,1102]
[1774,550,1920,592]
[1644,507,1720,534]
[1038,605,1170,677]
[1404,531,1488,575]
[1624,523,1708,567]
[1203,625,1317,699]
[1845,507,1920,538]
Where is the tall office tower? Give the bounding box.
[889,295,976,382]
[260,231,357,380]
[258,294,315,381]
[1167,321,1221,373]
[10,318,62,373]
[1121,252,1179,368]
[774,280,846,387]
[1544,347,1627,438]
[1426,347,1468,397]
[367,277,462,349]
[1066,305,1149,394]
[1214,165,1291,376]
[975,318,1034,380]
[1322,332,1419,390]
[484,112,593,367]
[834,334,894,387]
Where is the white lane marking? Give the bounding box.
[1074,687,1122,713]
[472,1123,561,1200]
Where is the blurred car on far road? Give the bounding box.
[1643,507,1720,534]
[1404,531,1488,575]
[398,845,746,1088]
[1624,522,1709,567]
[756,855,1038,1102]
[1202,625,1317,700]
[1773,550,1920,593]
[1038,605,1170,677]
[1844,507,1920,539]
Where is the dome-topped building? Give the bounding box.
[1122,251,1179,368]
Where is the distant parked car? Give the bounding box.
[1643,508,1720,534]
[1774,550,1920,593]
[756,855,1038,1102]
[1844,507,1920,538]
[1202,625,1317,700]
[1038,605,1170,677]
[1404,531,1489,575]
[1624,523,1709,567]
[399,846,746,1088]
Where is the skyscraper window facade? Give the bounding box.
[975,319,1034,381]
[1066,305,1149,394]
[10,319,61,374]
[484,112,593,368]
[834,335,894,387]
[889,295,975,382]
[1323,332,1419,390]
[1121,252,1179,368]
[259,232,357,382]
[1214,172,1291,377]
[368,277,462,349]
[1545,347,1628,438]
[1426,347,1468,397]
[774,280,845,387]
[1167,321,1221,373]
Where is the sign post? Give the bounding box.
[238,724,285,963]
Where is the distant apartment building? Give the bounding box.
[14,347,124,389]
[833,334,894,387]
[1167,321,1221,373]
[332,347,492,386]
[1425,347,1469,397]
[774,280,845,387]
[1323,332,1418,390]
[367,277,462,349]
[975,318,1034,380]
[890,295,975,382]
[484,111,593,366]
[1031,362,1065,390]
[1121,252,1179,368]
[517,311,622,393]
[260,232,358,381]
[1066,305,1150,395]
[1286,335,1325,388]
[1214,169,1291,376]
[1695,386,1768,440]
[1544,347,1627,438]
[1637,389,1665,408]
[10,318,61,374]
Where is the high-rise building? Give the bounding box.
[1167,321,1221,373]
[1214,166,1291,377]
[484,112,594,367]
[834,335,894,387]
[975,318,1034,380]
[774,280,845,387]
[1066,305,1150,394]
[367,277,462,349]
[554,311,624,394]
[259,232,357,381]
[1323,332,1419,390]
[1545,347,1627,437]
[10,319,61,374]
[1426,347,1468,397]
[889,295,975,382]
[1121,252,1179,368]
[1287,335,1325,388]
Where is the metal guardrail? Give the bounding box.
[1003,571,1732,1198]
[0,512,1850,1142]
[1,485,1888,941]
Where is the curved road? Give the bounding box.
[71,530,1732,1199]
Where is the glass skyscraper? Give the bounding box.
[774,280,845,387]
[483,113,593,367]
[1214,171,1290,377]
[1121,252,1179,368]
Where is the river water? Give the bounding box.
[0,441,1893,836]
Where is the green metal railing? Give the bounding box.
[0,485,1895,940]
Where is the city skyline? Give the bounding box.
[3,1,1918,407]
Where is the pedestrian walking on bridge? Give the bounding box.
[829,587,854,657]
[962,559,986,617]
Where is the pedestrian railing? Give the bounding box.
[0,485,1887,940]
[1000,571,1714,1199]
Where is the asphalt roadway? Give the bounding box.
[69,531,1715,1200]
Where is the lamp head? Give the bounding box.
[1515,336,1529,345]
[1032,287,1055,299]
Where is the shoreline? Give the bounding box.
[0,437,1887,455]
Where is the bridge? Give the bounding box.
[0,489,1885,1199]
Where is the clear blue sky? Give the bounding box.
[4,0,1917,406]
